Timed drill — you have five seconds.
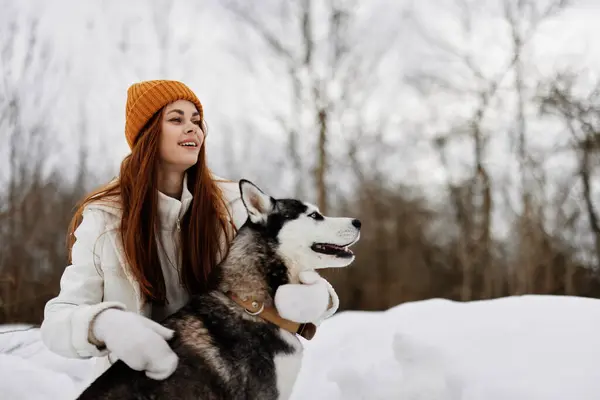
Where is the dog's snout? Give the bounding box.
[352,219,361,229]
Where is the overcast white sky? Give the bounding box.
[1,0,599,211]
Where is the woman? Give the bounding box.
[40,80,337,382]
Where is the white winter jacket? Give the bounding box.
[40,175,247,378]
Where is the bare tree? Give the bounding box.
[221,0,401,214]
[0,2,84,323]
[407,0,572,300]
[539,74,600,268]
[502,0,572,294]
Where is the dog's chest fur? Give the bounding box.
[273,328,304,399]
[77,292,303,400]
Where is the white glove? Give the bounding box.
[91,308,178,380]
[274,271,339,325]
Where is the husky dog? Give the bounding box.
[77,179,361,400]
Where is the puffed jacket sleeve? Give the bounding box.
[216,179,248,230]
[228,194,248,230]
[40,207,126,359]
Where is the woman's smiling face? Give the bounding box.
[159,99,205,171]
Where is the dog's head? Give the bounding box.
[239,179,361,276]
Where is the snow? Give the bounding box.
[0,325,94,400]
[2,295,600,399]
[292,295,600,400]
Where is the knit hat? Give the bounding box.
[124,80,204,149]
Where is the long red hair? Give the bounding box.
[67,107,235,304]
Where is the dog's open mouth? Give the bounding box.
[311,242,354,258]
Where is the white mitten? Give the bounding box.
[309,273,339,323]
[275,271,339,325]
[91,308,178,380]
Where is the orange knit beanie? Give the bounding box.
[124,80,203,149]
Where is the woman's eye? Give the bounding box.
[170,118,182,123]
[192,120,201,126]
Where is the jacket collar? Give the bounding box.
[157,173,193,231]
[87,173,194,232]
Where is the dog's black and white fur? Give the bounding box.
[77,179,361,400]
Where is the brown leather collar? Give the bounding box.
[227,292,317,340]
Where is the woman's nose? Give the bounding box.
[184,123,196,134]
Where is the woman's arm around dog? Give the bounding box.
[40,207,179,379]
[40,207,126,359]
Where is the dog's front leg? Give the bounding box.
[274,333,304,399]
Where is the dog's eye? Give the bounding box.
[308,211,324,220]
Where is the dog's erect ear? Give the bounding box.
[239,179,274,224]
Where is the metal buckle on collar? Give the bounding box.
[244,300,265,316]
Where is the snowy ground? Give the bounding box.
[2,295,599,399]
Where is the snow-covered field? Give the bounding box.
[2,295,599,399]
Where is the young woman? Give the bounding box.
[40,80,337,381]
